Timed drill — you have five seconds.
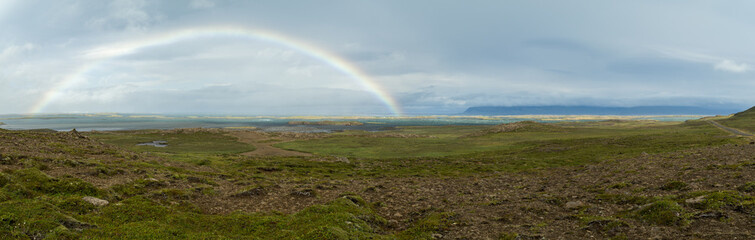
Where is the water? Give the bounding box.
[136,141,168,147]
[0,113,705,132]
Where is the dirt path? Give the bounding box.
[227,131,313,157]
[707,120,753,136]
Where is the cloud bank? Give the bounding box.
[0,0,753,115]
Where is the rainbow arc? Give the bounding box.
[29,25,402,116]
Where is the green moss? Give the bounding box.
[737,182,755,193]
[660,180,688,191]
[498,232,519,240]
[44,225,81,240]
[110,178,167,199]
[97,196,171,224]
[0,229,29,240]
[81,195,444,239]
[300,226,349,240]
[395,212,454,240]
[633,200,686,226]
[10,168,102,197]
[609,182,631,189]
[738,200,754,214]
[53,196,97,215]
[150,188,192,201]
[0,199,81,239]
[579,216,628,236]
[688,191,753,210]
[1,183,35,200]
[0,173,9,188]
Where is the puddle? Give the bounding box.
[137,140,168,147]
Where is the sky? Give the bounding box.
[1,0,753,115]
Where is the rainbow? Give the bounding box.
[29,25,402,115]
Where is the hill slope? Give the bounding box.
[461,106,738,115]
[719,106,755,133]
[731,106,755,118]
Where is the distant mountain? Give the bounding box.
[460,106,740,116]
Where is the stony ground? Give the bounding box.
[191,144,754,239]
[1,128,753,239]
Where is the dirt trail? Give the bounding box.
[707,120,753,136]
[227,131,313,157]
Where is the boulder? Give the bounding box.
[565,200,586,209]
[685,195,706,204]
[82,196,109,207]
[59,217,97,231]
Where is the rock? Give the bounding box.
[431,233,443,239]
[291,189,316,198]
[69,129,87,139]
[336,156,350,163]
[59,217,97,231]
[693,211,727,219]
[685,195,706,206]
[393,212,403,217]
[565,200,586,209]
[144,178,167,187]
[387,219,399,228]
[82,196,109,207]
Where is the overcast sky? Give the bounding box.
[1,0,753,115]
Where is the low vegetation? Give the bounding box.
[0,107,753,239]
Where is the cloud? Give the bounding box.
[2,1,755,114]
[655,48,751,73]
[86,0,153,31]
[0,43,36,61]
[714,60,751,73]
[190,0,215,9]
[0,0,19,20]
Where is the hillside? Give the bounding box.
[719,106,755,133]
[732,106,755,118]
[461,106,737,116]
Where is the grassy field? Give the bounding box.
[276,120,734,162]
[87,129,256,154]
[0,108,753,239]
